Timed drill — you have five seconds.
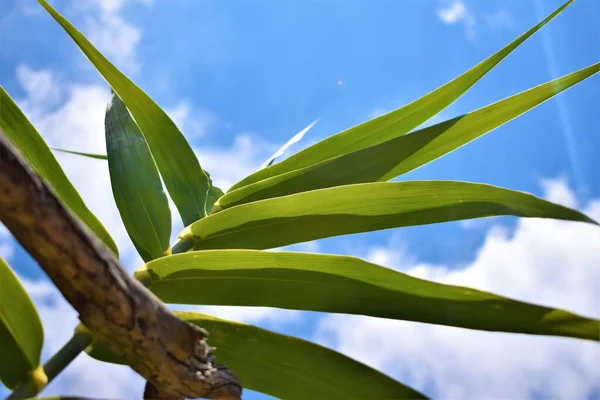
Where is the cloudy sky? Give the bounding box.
[1,0,599,398]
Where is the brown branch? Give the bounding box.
[0,133,241,399]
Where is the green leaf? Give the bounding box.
[181,181,596,251]
[39,0,210,226]
[52,148,107,160]
[229,0,575,192]
[0,87,118,255]
[137,250,599,341]
[216,62,600,211]
[205,171,224,214]
[0,257,45,389]
[52,147,225,215]
[105,92,171,262]
[87,312,426,399]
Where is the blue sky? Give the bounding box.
[1,0,599,398]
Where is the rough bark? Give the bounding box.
[0,133,241,399]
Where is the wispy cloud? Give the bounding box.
[317,178,600,398]
[436,0,476,40]
[484,9,515,31]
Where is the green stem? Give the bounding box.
[7,329,93,400]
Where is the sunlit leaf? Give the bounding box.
[0,257,46,389]
[0,87,118,254]
[136,250,599,341]
[87,312,426,399]
[230,0,575,191]
[105,92,171,261]
[182,181,596,251]
[216,62,600,210]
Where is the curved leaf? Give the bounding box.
[39,0,210,226]
[0,257,45,389]
[105,92,171,262]
[0,87,118,255]
[87,312,426,399]
[181,181,596,251]
[136,250,600,341]
[230,0,575,191]
[216,62,600,210]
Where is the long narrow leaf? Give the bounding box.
[0,87,118,254]
[39,0,210,225]
[181,181,596,251]
[216,62,600,210]
[87,312,426,399]
[105,92,171,261]
[229,0,575,191]
[135,250,600,341]
[52,148,107,160]
[0,257,46,389]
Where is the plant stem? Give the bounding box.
[7,330,93,400]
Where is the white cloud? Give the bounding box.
[484,9,515,31]
[67,0,153,74]
[436,0,476,40]
[166,100,215,139]
[317,179,600,399]
[16,65,61,108]
[195,135,273,191]
[84,12,141,73]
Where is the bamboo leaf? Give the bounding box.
[52,148,107,160]
[105,92,171,261]
[87,312,426,399]
[0,257,46,389]
[229,0,575,191]
[0,87,118,255]
[39,0,210,225]
[205,171,224,214]
[216,62,600,210]
[181,181,596,251]
[136,250,600,341]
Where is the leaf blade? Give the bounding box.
[230,0,575,191]
[87,311,426,399]
[183,181,596,251]
[39,0,210,225]
[216,62,600,210]
[105,92,171,261]
[138,250,600,341]
[0,87,118,254]
[0,257,45,389]
[52,148,108,160]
